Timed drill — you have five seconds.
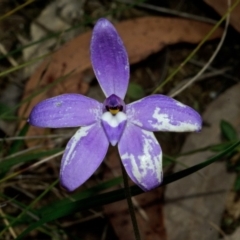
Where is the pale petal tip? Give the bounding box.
[110,140,118,146]
[60,177,78,192]
[138,171,163,192]
[194,112,203,132]
[28,109,38,126]
[138,183,160,192]
[95,18,112,28]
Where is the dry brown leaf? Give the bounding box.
[164,83,240,240]
[19,16,223,144]
[103,148,167,240]
[204,0,240,32]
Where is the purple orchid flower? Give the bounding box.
[28,18,202,192]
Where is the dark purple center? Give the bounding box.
[103,94,126,114]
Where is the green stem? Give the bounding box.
[120,163,141,240]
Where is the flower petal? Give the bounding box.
[60,122,109,191]
[101,111,127,146]
[118,123,162,191]
[127,95,202,132]
[90,18,129,99]
[29,94,102,128]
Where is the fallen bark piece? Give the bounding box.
[164,84,240,240]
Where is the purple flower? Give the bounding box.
[28,18,202,192]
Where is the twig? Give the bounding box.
[26,150,64,170]
[0,134,71,142]
[0,180,58,237]
[117,0,217,24]
[189,59,240,82]
[0,145,42,161]
[0,208,17,239]
[0,0,35,22]
[168,68,230,96]
[152,0,239,94]
[208,221,230,240]
[0,43,18,67]
[169,0,231,97]
[0,151,64,184]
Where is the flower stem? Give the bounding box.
[120,163,141,240]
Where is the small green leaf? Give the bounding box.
[220,120,238,141]
[127,82,145,100]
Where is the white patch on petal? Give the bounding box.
[116,112,127,123]
[121,152,142,184]
[89,104,102,120]
[101,112,127,127]
[150,107,171,129]
[121,128,162,189]
[138,130,162,182]
[126,105,143,127]
[150,107,199,131]
[55,101,62,107]
[176,101,186,108]
[111,139,118,146]
[63,125,93,169]
[101,112,127,146]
